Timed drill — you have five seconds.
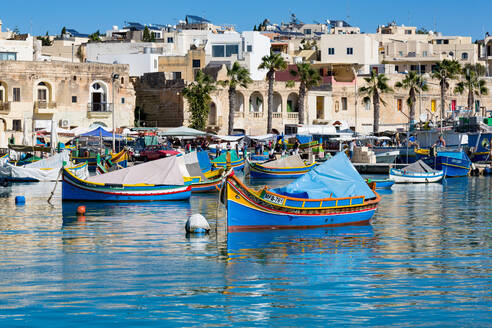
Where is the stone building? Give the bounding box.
[0,61,135,147]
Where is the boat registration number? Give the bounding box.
[263,193,284,205]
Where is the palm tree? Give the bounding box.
[219,62,252,135]
[359,71,393,133]
[454,63,489,111]
[289,62,321,124]
[394,71,428,124]
[431,59,461,120]
[182,71,216,131]
[258,52,287,133]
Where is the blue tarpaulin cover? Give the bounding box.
[196,151,212,172]
[296,135,313,144]
[80,127,122,138]
[272,152,376,200]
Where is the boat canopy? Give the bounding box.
[272,152,376,199]
[212,150,241,163]
[159,126,209,137]
[80,126,122,139]
[87,156,184,185]
[183,152,206,178]
[404,160,437,173]
[196,150,212,172]
[25,150,69,169]
[262,154,306,168]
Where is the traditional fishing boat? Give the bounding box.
[62,155,191,201]
[211,150,245,171]
[0,151,88,182]
[73,149,127,171]
[389,160,444,183]
[422,149,471,177]
[247,154,317,179]
[179,151,228,193]
[221,152,380,232]
[367,178,395,189]
[96,150,129,174]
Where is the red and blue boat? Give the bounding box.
[221,152,380,232]
[247,155,317,179]
[62,156,191,201]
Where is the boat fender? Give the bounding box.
[15,196,25,205]
[185,214,210,233]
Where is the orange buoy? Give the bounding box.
[76,206,86,215]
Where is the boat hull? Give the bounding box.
[389,168,443,183]
[62,169,191,201]
[423,156,471,177]
[372,179,395,189]
[191,179,222,193]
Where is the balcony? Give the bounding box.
[250,112,263,118]
[0,101,11,114]
[273,112,282,118]
[87,103,113,119]
[34,101,57,114]
[233,111,244,118]
[287,112,299,120]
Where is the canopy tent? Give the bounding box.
[159,126,209,137]
[261,154,306,168]
[211,150,241,163]
[79,126,122,139]
[88,155,184,186]
[212,135,244,142]
[246,134,277,141]
[272,152,375,200]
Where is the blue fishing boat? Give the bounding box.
[247,155,317,179]
[211,150,245,171]
[62,156,191,201]
[467,133,492,162]
[368,179,395,189]
[221,152,380,232]
[423,150,471,177]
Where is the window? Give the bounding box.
[192,59,201,68]
[13,88,20,102]
[0,52,16,61]
[405,30,412,34]
[167,37,174,43]
[443,40,449,44]
[37,89,47,101]
[304,29,312,35]
[73,76,77,81]
[225,44,239,57]
[341,97,348,111]
[72,96,77,103]
[395,65,399,73]
[364,99,371,110]
[121,77,124,84]
[247,45,252,52]
[422,51,428,57]
[328,48,335,55]
[462,52,468,60]
[0,89,3,102]
[13,119,22,131]
[173,72,182,80]
[397,99,402,111]
[436,39,442,44]
[431,65,438,73]
[212,45,225,57]
[346,47,353,55]
[420,65,426,73]
[398,51,403,57]
[410,65,418,71]
[449,51,454,57]
[121,97,125,104]
[154,59,158,69]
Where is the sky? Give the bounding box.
[1,0,491,40]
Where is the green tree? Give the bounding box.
[142,26,155,42]
[253,25,257,31]
[259,51,287,133]
[394,71,428,123]
[37,31,52,46]
[431,59,461,120]
[454,63,489,111]
[219,62,252,135]
[182,71,217,130]
[359,71,393,133]
[289,62,321,124]
[88,30,102,43]
[61,26,66,36]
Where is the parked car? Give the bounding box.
[139,145,180,162]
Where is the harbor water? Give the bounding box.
[0,176,490,326]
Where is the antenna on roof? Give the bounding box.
[346,0,350,22]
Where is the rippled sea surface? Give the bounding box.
[0,176,490,327]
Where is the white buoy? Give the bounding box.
[185,214,211,233]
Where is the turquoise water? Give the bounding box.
[0,176,490,327]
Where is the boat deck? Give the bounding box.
[353,163,407,174]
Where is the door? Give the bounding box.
[92,93,102,111]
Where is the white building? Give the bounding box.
[0,20,36,61]
[319,34,379,74]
